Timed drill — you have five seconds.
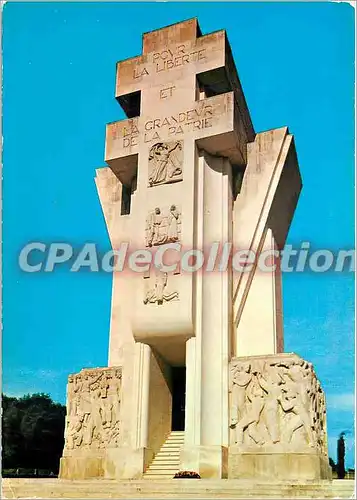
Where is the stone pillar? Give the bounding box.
[181,152,232,478]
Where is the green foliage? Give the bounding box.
[329,457,336,472]
[2,393,66,473]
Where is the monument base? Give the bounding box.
[104,447,153,479]
[180,445,228,479]
[228,448,332,481]
[3,478,355,499]
[59,452,104,480]
[59,447,151,480]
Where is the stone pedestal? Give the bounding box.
[180,445,228,479]
[59,453,104,480]
[59,367,125,480]
[228,450,331,481]
[228,353,331,481]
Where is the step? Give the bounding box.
[147,462,180,470]
[143,475,175,480]
[2,479,355,498]
[159,450,181,455]
[145,472,179,477]
[155,454,181,457]
[160,447,182,451]
[153,458,180,463]
[145,467,180,477]
[143,432,185,479]
[161,443,183,448]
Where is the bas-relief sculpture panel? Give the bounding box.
[143,271,179,305]
[148,141,183,187]
[145,205,181,247]
[64,368,122,451]
[229,356,327,453]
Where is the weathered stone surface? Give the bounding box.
[228,353,330,480]
[2,478,354,499]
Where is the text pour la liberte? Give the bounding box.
[133,45,207,78]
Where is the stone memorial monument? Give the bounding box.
[59,18,331,482]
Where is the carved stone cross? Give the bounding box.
[105,18,254,190]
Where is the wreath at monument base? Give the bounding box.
[173,470,201,479]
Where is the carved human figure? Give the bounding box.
[229,357,326,451]
[67,375,77,416]
[230,362,252,427]
[280,373,314,446]
[101,401,113,429]
[167,205,180,242]
[257,363,285,444]
[99,372,110,399]
[66,413,85,449]
[65,368,122,450]
[143,272,179,305]
[112,373,121,419]
[233,375,266,445]
[146,206,181,247]
[147,207,164,246]
[148,142,183,186]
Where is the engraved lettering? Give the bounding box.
[160,86,175,100]
[133,67,149,79]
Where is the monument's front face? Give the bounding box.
[59,19,331,481]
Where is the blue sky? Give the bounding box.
[2,2,355,466]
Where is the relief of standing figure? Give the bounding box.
[258,364,284,444]
[146,206,181,247]
[232,374,266,445]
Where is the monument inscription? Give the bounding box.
[106,92,236,163]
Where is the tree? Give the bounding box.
[329,457,337,473]
[2,393,66,473]
[337,432,346,480]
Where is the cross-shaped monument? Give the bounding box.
[60,18,331,483]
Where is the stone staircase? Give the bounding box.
[2,478,355,498]
[144,430,184,479]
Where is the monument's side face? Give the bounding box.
[59,367,122,479]
[228,353,331,480]
[60,18,331,482]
